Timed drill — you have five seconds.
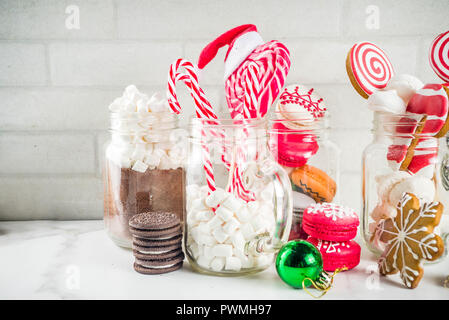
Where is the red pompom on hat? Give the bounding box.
[198,24,264,80]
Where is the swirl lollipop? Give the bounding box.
[429,30,449,82]
[346,42,394,99]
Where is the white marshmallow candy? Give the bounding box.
[210,257,226,271]
[203,246,214,259]
[205,188,228,208]
[240,223,255,240]
[207,215,223,229]
[230,230,246,250]
[225,257,242,271]
[253,254,273,268]
[196,233,215,246]
[221,195,244,213]
[386,74,424,104]
[223,217,240,235]
[197,255,213,269]
[195,210,214,222]
[212,227,229,243]
[191,198,209,212]
[131,160,148,173]
[235,206,251,223]
[189,243,202,259]
[212,244,233,257]
[215,206,234,222]
[131,143,146,162]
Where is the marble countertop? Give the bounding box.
[0,220,448,300]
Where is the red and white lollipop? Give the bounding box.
[346,42,394,99]
[429,30,449,82]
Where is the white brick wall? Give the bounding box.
[0,0,448,220]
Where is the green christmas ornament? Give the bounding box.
[276,240,323,289]
[276,240,344,297]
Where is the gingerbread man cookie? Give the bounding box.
[374,193,444,289]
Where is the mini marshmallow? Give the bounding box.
[143,153,160,168]
[191,198,209,212]
[203,246,214,259]
[207,215,223,229]
[205,188,228,208]
[195,210,214,222]
[212,227,229,243]
[131,143,146,162]
[197,234,215,246]
[197,255,213,269]
[223,217,240,235]
[212,244,233,257]
[189,243,202,259]
[186,184,200,198]
[221,195,245,213]
[197,223,211,235]
[240,223,255,240]
[131,160,148,173]
[235,206,251,223]
[246,201,259,215]
[158,154,175,170]
[210,257,225,271]
[225,257,242,271]
[233,248,254,269]
[215,206,234,222]
[230,230,246,250]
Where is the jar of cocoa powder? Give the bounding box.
[103,86,187,248]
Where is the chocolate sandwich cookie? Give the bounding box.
[128,211,182,238]
[132,242,181,254]
[129,225,182,239]
[132,248,183,260]
[129,211,180,230]
[133,233,182,247]
[134,252,185,275]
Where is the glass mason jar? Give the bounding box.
[184,118,292,276]
[268,113,340,241]
[362,112,449,260]
[103,111,187,248]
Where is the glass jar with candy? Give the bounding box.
[363,108,449,258]
[184,118,293,276]
[103,86,187,248]
[268,84,341,241]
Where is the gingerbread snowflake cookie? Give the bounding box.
[374,192,444,289]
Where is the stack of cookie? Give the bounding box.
[128,212,184,275]
[303,203,361,272]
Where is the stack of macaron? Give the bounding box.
[270,84,338,240]
[303,203,361,271]
[345,39,449,247]
[129,211,184,275]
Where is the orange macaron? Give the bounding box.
[290,164,337,203]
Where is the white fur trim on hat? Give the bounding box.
[224,31,264,80]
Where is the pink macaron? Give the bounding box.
[269,122,319,167]
[307,237,361,272]
[302,203,359,241]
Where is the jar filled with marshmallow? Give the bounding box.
[103,85,187,248]
[363,112,449,258]
[268,85,340,241]
[185,118,292,276]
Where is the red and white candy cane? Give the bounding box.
[430,30,449,82]
[167,59,224,193]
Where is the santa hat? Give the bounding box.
[198,24,264,80]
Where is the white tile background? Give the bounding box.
[0,0,448,220]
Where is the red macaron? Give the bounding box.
[302,203,359,241]
[307,237,361,271]
[269,122,319,167]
